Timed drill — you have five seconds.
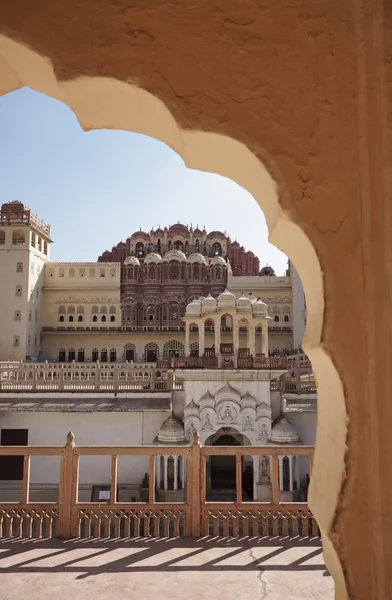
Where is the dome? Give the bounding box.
[271,418,299,444]
[218,289,236,309]
[186,299,202,317]
[236,295,252,311]
[144,252,162,264]
[188,253,206,265]
[211,255,226,266]
[253,298,268,315]
[202,293,217,312]
[162,249,187,262]
[123,255,140,266]
[157,416,185,443]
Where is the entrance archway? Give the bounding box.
[0,35,349,596]
[205,428,253,501]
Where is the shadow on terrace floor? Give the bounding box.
[0,536,330,577]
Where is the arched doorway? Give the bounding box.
[205,428,253,502]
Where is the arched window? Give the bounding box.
[190,342,199,357]
[91,306,98,323]
[168,301,179,322]
[109,348,117,362]
[77,306,84,323]
[100,268,106,278]
[69,268,75,277]
[212,242,222,256]
[0,230,5,245]
[284,315,289,322]
[68,348,76,361]
[109,306,116,316]
[101,348,108,362]
[58,306,66,322]
[37,237,42,252]
[16,262,23,273]
[12,230,25,245]
[195,238,199,251]
[89,268,95,277]
[110,268,116,277]
[274,315,280,322]
[79,268,85,277]
[124,343,136,362]
[135,242,145,257]
[43,241,48,255]
[163,340,185,360]
[204,318,215,333]
[59,348,66,362]
[192,264,200,280]
[67,306,75,322]
[144,342,159,362]
[110,315,115,322]
[92,348,99,362]
[157,238,161,252]
[77,348,85,362]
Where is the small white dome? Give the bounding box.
[211,255,226,266]
[124,256,140,266]
[144,252,162,264]
[202,293,217,313]
[217,288,236,309]
[186,299,202,317]
[157,416,185,443]
[163,249,187,262]
[198,296,205,302]
[271,418,299,444]
[253,298,268,315]
[236,295,252,311]
[188,253,206,265]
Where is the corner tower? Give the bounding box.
[0,201,52,360]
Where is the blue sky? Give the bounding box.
[0,87,287,273]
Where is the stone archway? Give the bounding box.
[204,428,253,501]
[0,18,379,594]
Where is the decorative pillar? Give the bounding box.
[289,455,294,491]
[163,455,168,491]
[278,456,283,491]
[182,455,186,490]
[233,317,239,359]
[173,455,178,491]
[261,322,269,356]
[249,324,256,357]
[199,321,205,357]
[156,455,161,488]
[214,317,221,357]
[185,322,190,356]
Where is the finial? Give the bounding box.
[192,430,200,445]
[66,431,75,445]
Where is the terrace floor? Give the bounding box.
[0,536,333,599]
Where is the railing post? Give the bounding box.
[272,455,280,505]
[59,431,75,537]
[191,432,201,537]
